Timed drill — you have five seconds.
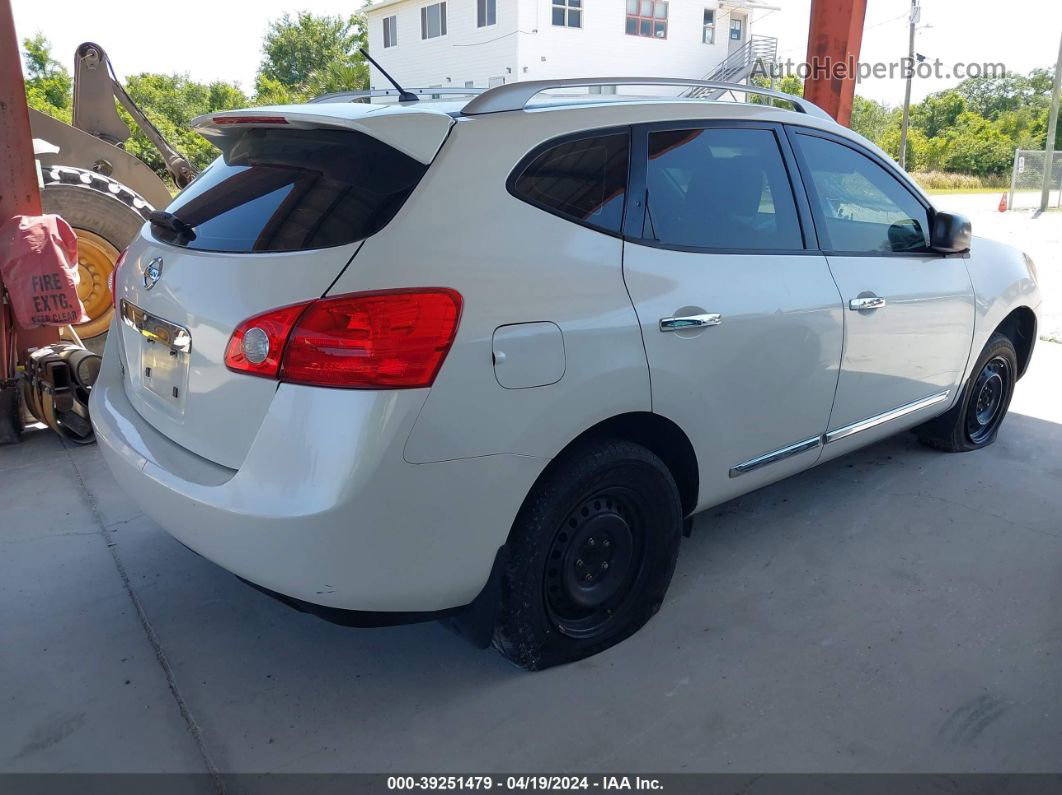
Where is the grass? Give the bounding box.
[925,187,1007,195]
[911,171,1010,192]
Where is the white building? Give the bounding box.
[362,0,779,94]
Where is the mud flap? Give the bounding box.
[443,545,509,649]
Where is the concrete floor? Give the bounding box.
[2,344,1061,778]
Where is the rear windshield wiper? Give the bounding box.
[149,211,196,240]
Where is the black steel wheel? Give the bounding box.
[918,332,1017,452]
[965,355,1010,445]
[493,438,683,670]
[545,488,645,639]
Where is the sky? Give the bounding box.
[12,0,1062,108]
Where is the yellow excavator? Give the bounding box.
[29,41,196,350]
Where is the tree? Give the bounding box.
[22,34,72,122]
[256,12,368,102]
[957,71,1051,121]
[120,73,249,180]
[937,113,1015,177]
[850,96,893,145]
[910,90,966,139]
[880,124,927,171]
[748,74,803,109]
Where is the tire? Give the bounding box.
[917,332,1017,452]
[41,166,154,347]
[493,438,683,670]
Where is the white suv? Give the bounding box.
[92,79,1041,669]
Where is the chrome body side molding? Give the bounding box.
[729,391,951,477]
[729,436,823,478]
[824,391,951,444]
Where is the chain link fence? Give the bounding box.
[1008,149,1062,211]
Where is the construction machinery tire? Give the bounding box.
[41,166,155,351]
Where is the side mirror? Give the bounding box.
[930,211,972,254]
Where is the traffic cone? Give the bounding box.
[998,192,1008,212]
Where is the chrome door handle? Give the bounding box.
[659,313,722,332]
[849,296,886,311]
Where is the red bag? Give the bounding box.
[0,214,89,328]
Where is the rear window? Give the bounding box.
[155,128,428,253]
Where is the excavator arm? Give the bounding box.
[72,42,197,188]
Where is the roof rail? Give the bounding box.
[460,78,833,121]
[310,87,485,104]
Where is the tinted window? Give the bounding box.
[156,128,427,253]
[795,133,930,253]
[643,127,803,250]
[512,133,629,234]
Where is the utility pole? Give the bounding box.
[1040,32,1062,214]
[898,0,920,169]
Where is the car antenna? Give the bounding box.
[359,48,418,103]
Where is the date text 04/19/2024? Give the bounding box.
[386,776,664,791]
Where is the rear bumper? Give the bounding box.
[90,329,547,613]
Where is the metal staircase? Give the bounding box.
[685,35,778,99]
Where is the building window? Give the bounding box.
[464,80,475,88]
[552,0,582,28]
[382,15,398,48]
[477,0,496,27]
[421,2,447,39]
[588,85,617,94]
[730,17,744,41]
[488,76,506,88]
[625,0,668,39]
[702,9,715,44]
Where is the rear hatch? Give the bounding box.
[114,105,453,469]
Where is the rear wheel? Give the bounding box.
[493,439,682,670]
[41,166,154,348]
[917,332,1017,452]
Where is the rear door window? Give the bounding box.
[509,132,630,235]
[155,128,428,253]
[642,127,804,251]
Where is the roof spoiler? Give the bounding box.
[190,107,455,165]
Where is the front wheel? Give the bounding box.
[917,332,1017,452]
[493,439,682,670]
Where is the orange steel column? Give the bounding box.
[0,0,59,357]
[803,0,868,126]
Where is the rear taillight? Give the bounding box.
[223,302,307,379]
[109,248,128,309]
[224,289,462,389]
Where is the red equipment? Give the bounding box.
[803,0,869,126]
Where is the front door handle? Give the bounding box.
[659,313,722,332]
[849,296,886,311]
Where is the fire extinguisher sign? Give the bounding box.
[29,273,81,325]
